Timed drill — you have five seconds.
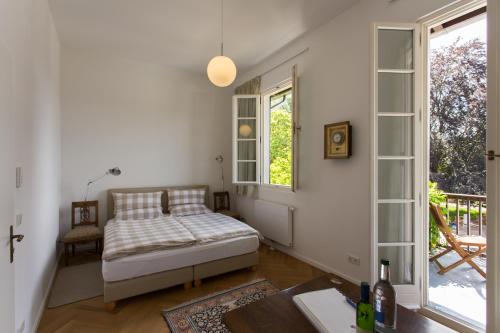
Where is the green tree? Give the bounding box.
[269,95,292,186]
[430,38,486,195]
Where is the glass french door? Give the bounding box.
[372,23,422,307]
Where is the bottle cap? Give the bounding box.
[360,282,370,302]
[381,258,390,266]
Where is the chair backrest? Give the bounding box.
[213,191,230,212]
[429,202,457,246]
[72,200,99,228]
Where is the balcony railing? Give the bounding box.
[444,193,487,237]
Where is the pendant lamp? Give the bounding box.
[207,0,237,87]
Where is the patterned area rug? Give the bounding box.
[162,279,279,333]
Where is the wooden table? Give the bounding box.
[224,274,455,333]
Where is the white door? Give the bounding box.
[487,1,500,331]
[371,23,422,307]
[0,41,15,332]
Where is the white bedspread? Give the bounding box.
[103,216,196,261]
[176,213,261,244]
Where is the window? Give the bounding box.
[232,66,299,190]
[263,84,293,187]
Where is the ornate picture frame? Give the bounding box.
[324,121,352,159]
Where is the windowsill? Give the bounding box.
[419,305,484,333]
[259,184,292,192]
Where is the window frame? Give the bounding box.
[232,65,299,190]
[232,94,261,185]
[261,80,294,189]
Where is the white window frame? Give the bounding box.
[232,95,261,185]
[419,1,490,332]
[232,65,300,190]
[371,22,423,308]
[261,80,293,189]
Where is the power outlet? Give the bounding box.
[347,254,360,266]
[16,214,22,227]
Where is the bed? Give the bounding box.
[102,185,259,310]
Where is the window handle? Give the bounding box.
[485,150,500,161]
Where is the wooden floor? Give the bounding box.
[37,244,325,333]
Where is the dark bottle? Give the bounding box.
[373,259,396,333]
[356,282,374,332]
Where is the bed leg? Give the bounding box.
[194,279,202,288]
[104,302,116,312]
[250,265,258,272]
[184,281,192,290]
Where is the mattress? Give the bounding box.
[102,234,259,282]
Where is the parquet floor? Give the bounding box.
[37,244,325,333]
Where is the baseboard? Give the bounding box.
[32,250,61,333]
[262,239,361,286]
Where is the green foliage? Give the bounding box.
[269,95,292,186]
[428,182,446,249]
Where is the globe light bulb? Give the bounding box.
[207,55,237,87]
[239,124,253,138]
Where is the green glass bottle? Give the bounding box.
[356,282,374,332]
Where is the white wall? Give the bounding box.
[0,0,61,332]
[234,0,454,283]
[60,48,232,235]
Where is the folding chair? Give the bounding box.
[429,203,487,279]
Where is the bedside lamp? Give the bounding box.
[215,155,224,191]
[81,167,121,222]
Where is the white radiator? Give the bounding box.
[254,199,294,247]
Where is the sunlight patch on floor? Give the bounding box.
[428,251,486,328]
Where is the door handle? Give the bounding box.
[10,225,24,263]
[485,150,500,161]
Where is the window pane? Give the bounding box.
[378,29,413,70]
[237,98,256,117]
[237,162,256,182]
[238,119,256,139]
[378,203,414,243]
[378,73,414,113]
[378,246,414,285]
[378,116,414,156]
[238,141,256,160]
[269,88,292,186]
[378,160,414,199]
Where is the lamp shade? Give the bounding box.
[207,55,237,87]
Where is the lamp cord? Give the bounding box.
[220,0,224,56]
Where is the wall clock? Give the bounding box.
[324,121,352,159]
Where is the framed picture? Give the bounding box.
[324,121,352,159]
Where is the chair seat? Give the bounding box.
[217,210,241,219]
[457,235,487,247]
[63,225,102,243]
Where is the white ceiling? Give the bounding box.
[49,0,356,73]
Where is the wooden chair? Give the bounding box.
[213,191,241,220]
[63,201,103,266]
[429,202,487,278]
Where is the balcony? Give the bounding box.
[428,193,487,328]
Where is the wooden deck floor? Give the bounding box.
[37,244,325,333]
